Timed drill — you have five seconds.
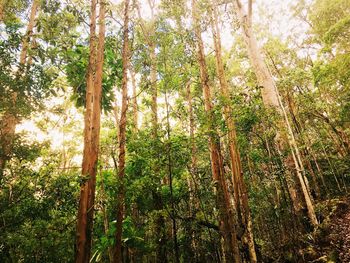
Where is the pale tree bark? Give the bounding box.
[136,0,157,136]
[0,0,39,177]
[130,68,138,132]
[114,0,130,262]
[128,67,141,262]
[75,0,105,261]
[233,0,318,226]
[285,93,321,198]
[192,0,241,262]
[210,3,257,262]
[164,91,180,263]
[186,81,198,210]
[137,2,167,261]
[150,41,158,138]
[185,81,200,259]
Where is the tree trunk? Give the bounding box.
[285,91,321,198]
[164,91,180,263]
[141,3,167,261]
[150,41,158,138]
[100,164,114,263]
[130,68,138,133]
[75,0,105,261]
[185,81,202,261]
[87,0,106,257]
[114,0,130,262]
[192,1,241,262]
[75,0,97,258]
[210,3,257,261]
[233,0,318,226]
[0,0,39,176]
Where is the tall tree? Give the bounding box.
[192,0,241,261]
[210,2,257,261]
[130,68,138,133]
[114,0,130,262]
[137,1,167,260]
[232,0,318,226]
[0,0,39,176]
[75,0,106,261]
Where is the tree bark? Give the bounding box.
[137,2,167,260]
[185,81,200,260]
[285,93,321,199]
[75,0,105,261]
[233,0,318,226]
[211,3,257,262]
[130,68,138,133]
[164,91,180,263]
[0,0,39,176]
[75,0,97,258]
[150,41,158,138]
[192,1,241,262]
[114,0,130,262]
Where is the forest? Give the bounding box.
[0,0,350,262]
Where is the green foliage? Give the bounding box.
[0,24,57,117]
[1,0,350,261]
[0,0,28,24]
[0,138,79,262]
[309,0,350,47]
[65,35,123,112]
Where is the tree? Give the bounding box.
[0,0,39,176]
[114,0,130,262]
[210,2,257,261]
[232,0,318,226]
[75,0,106,261]
[192,0,241,261]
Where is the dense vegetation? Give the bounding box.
[0,0,349,262]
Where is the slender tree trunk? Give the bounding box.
[192,1,241,262]
[309,146,328,195]
[75,0,105,261]
[129,68,140,262]
[285,92,321,199]
[130,68,138,132]
[185,81,201,261]
[186,82,197,216]
[75,0,97,259]
[186,81,198,181]
[99,164,114,263]
[19,0,39,65]
[140,2,167,260]
[233,0,318,226]
[150,42,158,138]
[164,91,180,263]
[210,3,257,262]
[114,0,130,262]
[0,0,38,176]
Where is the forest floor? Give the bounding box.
[328,203,350,262]
[307,196,350,262]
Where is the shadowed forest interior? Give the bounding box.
[1,0,350,262]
